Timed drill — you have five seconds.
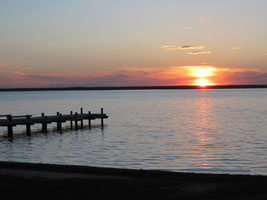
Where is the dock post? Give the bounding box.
[42,123,47,132]
[7,115,13,137]
[60,114,62,130]
[80,108,83,128]
[88,111,91,129]
[70,111,73,129]
[56,112,59,128]
[41,113,47,132]
[42,116,48,132]
[75,112,78,130]
[56,112,61,131]
[57,113,62,131]
[7,126,13,137]
[26,115,31,136]
[101,108,104,129]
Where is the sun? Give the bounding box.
[185,66,216,86]
[194,78,214,87]
[190,66,215,78]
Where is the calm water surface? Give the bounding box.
[0,89,267,175]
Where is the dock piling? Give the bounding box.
[80,108,83,128]
[101,108,104,129]
[88,111,91,129]
[42,116,48,132]
[56,112,61,131]
[75,112,78,130]
[7,115,13,137]
[26,115,31,136]
[57,113,62,131]
[70,111,73,129]
[41,113,47,132]
[7,125,13,137]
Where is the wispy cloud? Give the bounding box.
[160,45,177,51]
[231,46,242,50]
[188,51,211,55]
[0,62,16,69]
[196,17,210,25]
[217,69,267,85]
[0,66,193,87]
[161,45,204,51]
[177,45,204,50]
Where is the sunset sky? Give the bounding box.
[1,0,267,87]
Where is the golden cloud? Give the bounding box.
[160,45,177,51]
[161,45,204,51]
[231,46,242,50]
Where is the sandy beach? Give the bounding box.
[0,161,267,200]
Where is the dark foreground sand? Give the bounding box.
[0,161,267,200]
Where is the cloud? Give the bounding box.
[0,62,15,68]
[231,46,242,50]
[27,74,68,81]
[196,17,210,25]
[0,66,194,88]
[160,45,177,51]
[188,51,211,55]
[13,71,27,76]
[217,70,267,85]
[25,66,32,71]
[0,62,16,72]
[1,65,267,88]
[161,45,204,51]
[177,45,204,50]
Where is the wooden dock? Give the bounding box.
[0,108,108,137]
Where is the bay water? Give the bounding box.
[0,89,267,175]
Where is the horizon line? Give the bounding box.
[1,85,267,92]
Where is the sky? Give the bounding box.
[0,0,267,87]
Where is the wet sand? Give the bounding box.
[0,161,267,200]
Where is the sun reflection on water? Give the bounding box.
[189,94,217,169]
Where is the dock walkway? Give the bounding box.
[0,108,108,137]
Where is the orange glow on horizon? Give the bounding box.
[1,63,266,88]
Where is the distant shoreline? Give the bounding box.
[1,85,267,92]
